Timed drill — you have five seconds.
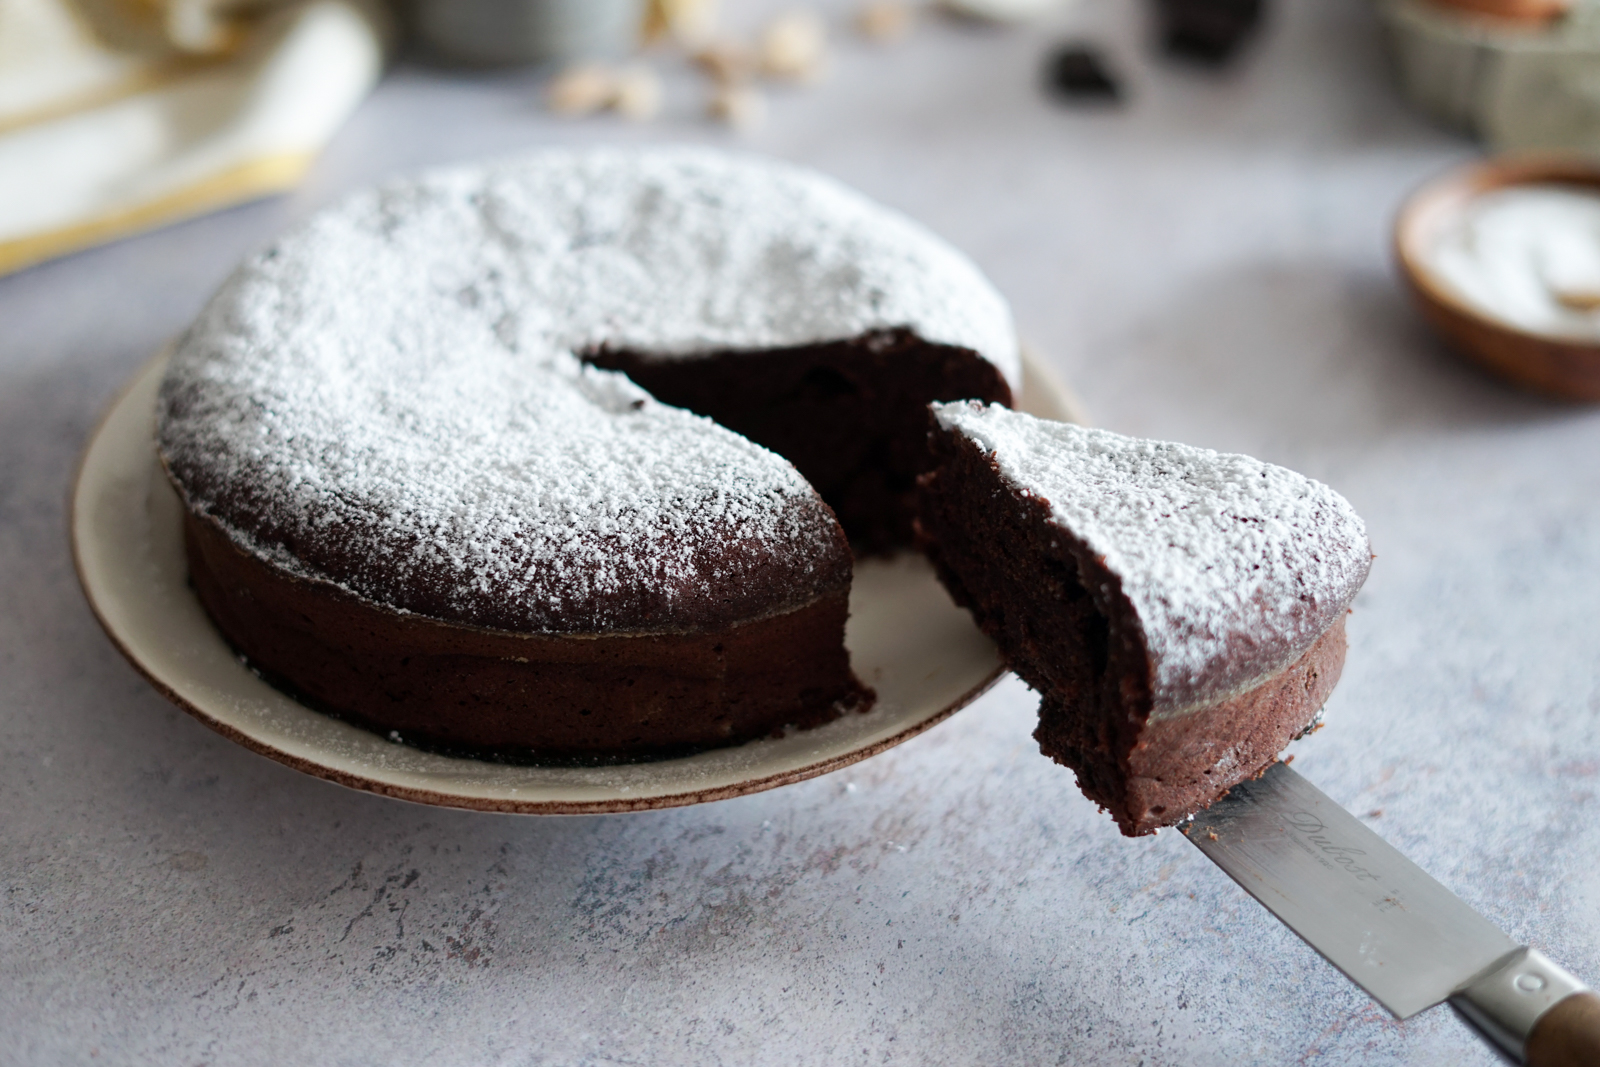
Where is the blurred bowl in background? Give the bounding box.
[1395,154,1600,401]
[1377,0,1600,154]
[412,0,647,66]
[1425,0,1572,22]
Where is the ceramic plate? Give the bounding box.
[72,348,1081,813]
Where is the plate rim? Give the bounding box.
[71,346,1077,815]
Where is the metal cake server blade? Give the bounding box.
[1183,761,1599,1064]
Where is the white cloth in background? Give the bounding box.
[0,0,388,276]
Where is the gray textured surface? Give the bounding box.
[3,1,1597,1063]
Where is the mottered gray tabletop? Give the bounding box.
[3,1,1597,1063]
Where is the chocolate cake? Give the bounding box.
[917,402,1371,835]
[157,147,1018,762]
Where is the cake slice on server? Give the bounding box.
[916,402,1372,836]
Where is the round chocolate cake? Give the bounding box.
[157,146,1019,762]
[917,402,1372,835]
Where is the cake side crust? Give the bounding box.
[1038,618,1346,836]
[184,508,873,763]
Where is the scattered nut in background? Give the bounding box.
[760,10,828,80]
[614,65,664,121]
[857,1,913,42]
[694,38,758,86]
[645,0,720,46]
[710,83,768,130]
[548,64,617,116]
[544,0,917,128]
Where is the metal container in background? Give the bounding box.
[411,0,647,66]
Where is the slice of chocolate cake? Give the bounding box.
[917,402,1371,835]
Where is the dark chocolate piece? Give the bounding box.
[1043,45,1122,101]
[1153,0,1265,64]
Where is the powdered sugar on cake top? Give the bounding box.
[158,145,1023,632]
[933,402,1370,716]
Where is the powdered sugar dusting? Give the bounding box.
[457,146,1017,377]
[162,331,844,630]
[933,402,1370,716]
[341,146,1015,377]
[158,147,1016,631]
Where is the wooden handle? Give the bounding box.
[1525,991,1600,1067]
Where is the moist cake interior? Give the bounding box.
[916,425,1149,814]
[587,328,1013,554]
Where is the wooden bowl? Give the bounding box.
[1423,0,1572,24]
[1395,155,1600,401]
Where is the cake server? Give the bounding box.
[1183,761,1600,1065]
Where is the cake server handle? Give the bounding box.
[1450,948,1600,1066]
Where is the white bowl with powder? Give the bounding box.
[1396,155,1600,400]
[1427,182,1600,339]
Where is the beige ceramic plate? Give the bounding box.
[73,348,1081,813]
